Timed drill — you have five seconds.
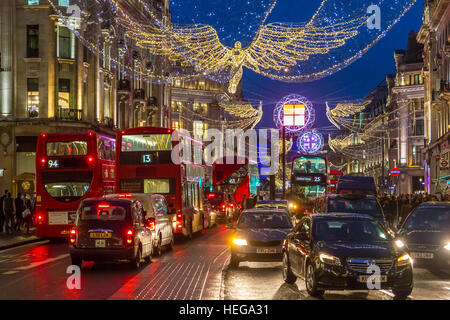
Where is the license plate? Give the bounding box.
[95,240,106,248]
[358,275,388,283]
[90,232,112,239]
[256,248,278,254]
[411,252,434,259]
[48,212,69,225]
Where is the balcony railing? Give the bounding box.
[56,108,83,121]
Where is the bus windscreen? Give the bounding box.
[293,157,326,174]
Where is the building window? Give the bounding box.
[58,79,71,109]
[172,121,183,130]
[57,25,75,59]
[172,101,183,112]
[414,74,420,85]
[411,146,423,166]
[27,25,39,58]
[28,0,39,5]
[58,0,70,6]
[414,119,424,136]
[193,102,208,114]
[193,121,208,138]
[27,78,39,118]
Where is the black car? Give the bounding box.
[229,209,293,267]
[313,193,387,227]
[282,213,413,299]
[396,202,450,268]
[70,198,153,269]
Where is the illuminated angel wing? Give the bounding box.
[125,22,232,72]
[244,16,367,73]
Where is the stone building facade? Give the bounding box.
[417,0,450,195]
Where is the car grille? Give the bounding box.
[346,258,393,274]
[408,243,441,252]
[249,240,282,247]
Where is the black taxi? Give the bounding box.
[69,198,153,269]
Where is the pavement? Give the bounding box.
[0,228,43,251]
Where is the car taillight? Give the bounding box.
[126,229,134,244]
[221,203,226,210]
[69,229,77,244]
[87,156,94,164]
[229,203,234,208]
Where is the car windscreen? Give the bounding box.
[79,204,129,221]
[328,198,382,218]
[403,206,450,231]
[314,219,389,242]
[237,212,292,229]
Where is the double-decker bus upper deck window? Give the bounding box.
[46,141,88,156]
[120,134,173,165]
[121,134,172,152]
[293,157,326,174]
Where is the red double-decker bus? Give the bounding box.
[115,127,206,238]
[35,131,116,238]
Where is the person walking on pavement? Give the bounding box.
[14,193,25,232]
[0,190,7,233]
[24,194,33,234]
[3,192,15,234]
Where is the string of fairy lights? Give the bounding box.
[47,0,418,93]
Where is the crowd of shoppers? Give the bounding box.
[378,193,449,227]
[0,190,36,235]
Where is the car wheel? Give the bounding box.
[153,235,163,257]
[144,252,152,264]
[71,255,82,268]
[166,235,175,251]
[305,263,324,298]
[392,288,412,300]
[131,246,142,269]
[282,252,297,284]
[229,253,240,269]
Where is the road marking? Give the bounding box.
[200,247,228,300]
[15,254,69,271]
[380,289,414,300]
[2,271,18,275]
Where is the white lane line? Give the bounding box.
[199,247,228,300]
[15,254,69,271]
[380,289,414,300]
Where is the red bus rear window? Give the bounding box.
[46,141,88,156]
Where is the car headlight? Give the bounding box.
[395,240,405,249]
[319,253,342,266]
[444,242,450,251]
[232,238,248,246]
[397,254,413,266]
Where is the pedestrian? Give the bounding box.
[399,198,412,224]
[23,194,33,234]
[14,193,25,232]
[0,190,7,233]
[2,192,15,234]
